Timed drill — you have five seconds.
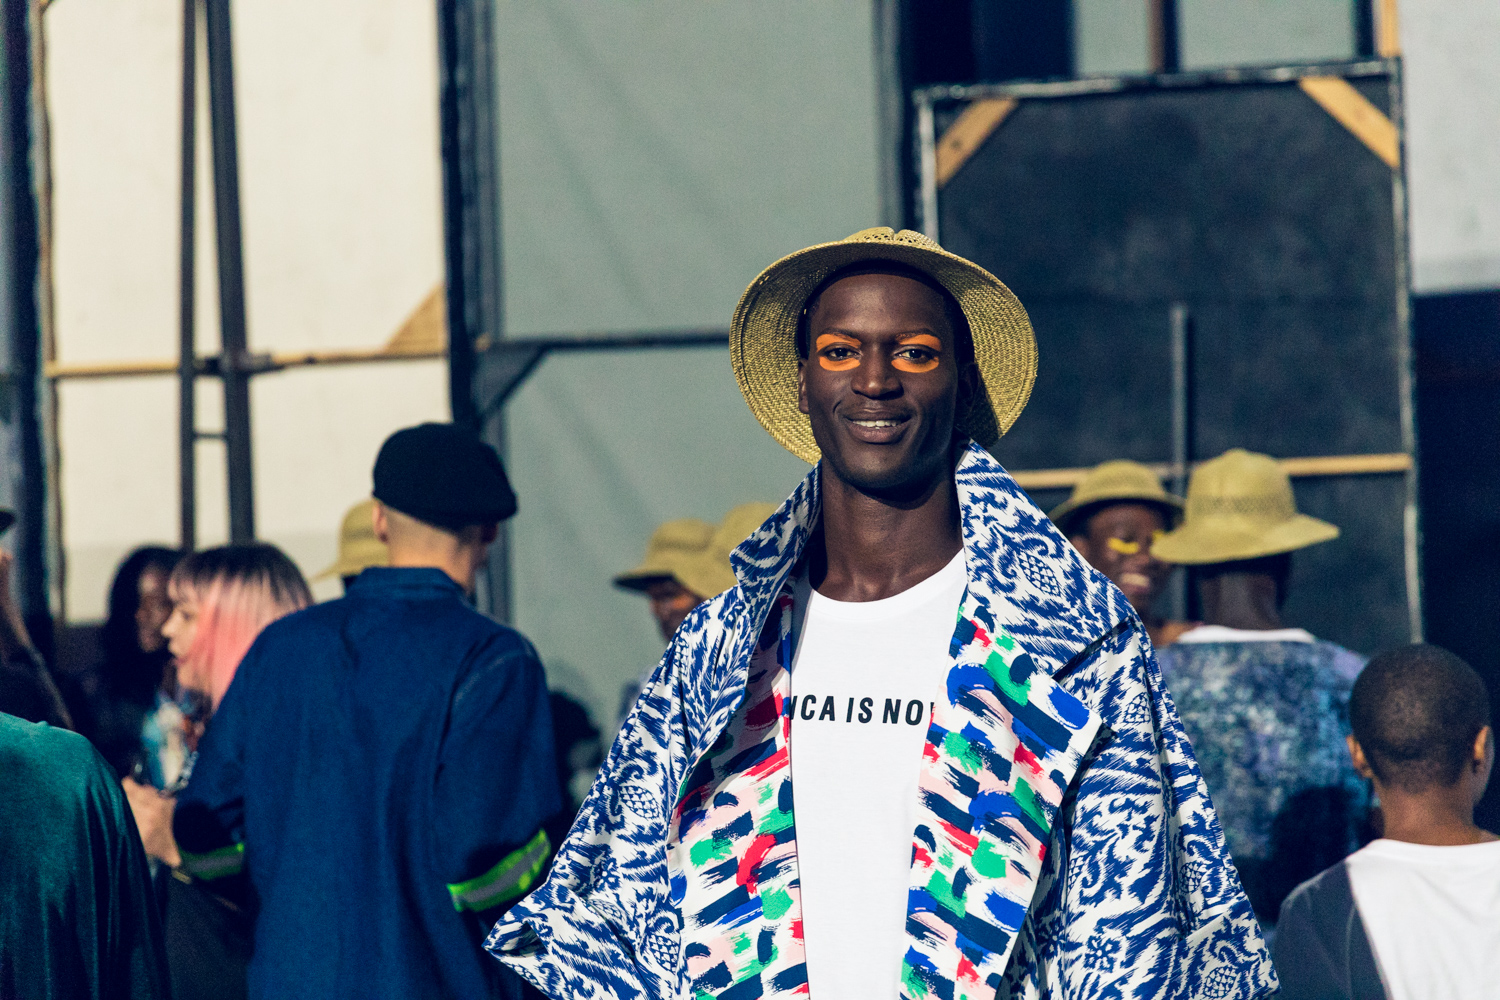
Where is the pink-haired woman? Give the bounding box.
[161,544,312,738]
[122,543,310,1000]
[125,543,311,851]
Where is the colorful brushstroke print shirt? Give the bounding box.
[1156,629,1368,922]
[489,443,1276,999]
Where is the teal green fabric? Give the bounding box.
[0,713,169,999]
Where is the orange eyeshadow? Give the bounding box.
[892,333,941,373]
[814,333,861,371]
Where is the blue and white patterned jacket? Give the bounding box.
[489,443,1276,999]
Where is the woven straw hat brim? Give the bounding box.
[1151,513,1339,565]
[1049,490,1184,534]
[314,538,389,581]
[613,565,686,593]
[731,229,1037,465]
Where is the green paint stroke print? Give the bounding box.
[995,629,1015,651]
[762,887,793,920]
[902,959,931,997]
[926,870,967,918]
[732,932,752,955]
[943,730,984,774]
[758,783,775,804]
[689,835,734,867]
[760,807,793,835]
[986,649,1031,704]
[972,837,1008,878]
[1013,776,1050,831]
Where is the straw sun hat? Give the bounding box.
[730,228,1037,464]
[1048,460,1184,536]
[315,499,389,581]
[1151,449,1339,565]
[613,503,777,599]
[613,518,715,593]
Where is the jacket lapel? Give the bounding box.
[903,446,1107,1000]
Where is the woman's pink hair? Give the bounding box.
[169,543,312,709]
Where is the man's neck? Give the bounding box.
[1200,573,1282,631]
[1375,785,1497,847]
[387,551,476,592]
[811,461,962,603]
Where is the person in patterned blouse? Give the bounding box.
[1153,448,1369,925]
[489,229,1276,1000]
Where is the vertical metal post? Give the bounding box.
[203,0,253,542]
[1169,302,1192,620]
[0,0,52,650]
[178,0,197,551]
[916,96,938,241]
[438,0,510,621]
[1149,0,1180,74]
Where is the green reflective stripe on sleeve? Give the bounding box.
[447,829,551,913]
[179,841,245,880]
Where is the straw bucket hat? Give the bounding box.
[1151,449,1339,565]
[679,502,778,598]
[613,518,715,593]
[614,504,777,599]
[315,499,389,580]
[1048,460,1184,536]
[730,227,1037,464]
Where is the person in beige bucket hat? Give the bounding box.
[613,517,716,641]
[1050,459,1194,647]
[614,504,778,643]
[316,499,390,590]
[492,229,1275,1000]
[1153,448,1369,926]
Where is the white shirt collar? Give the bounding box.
[1173,624,1317,644]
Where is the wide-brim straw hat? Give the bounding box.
[1049,460,1184,536]
[1151,448,1339,565]
[315,499,389,580]
[677,502,778,598]
[613,518,715,593]
[730,227,1037,464]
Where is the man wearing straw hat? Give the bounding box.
[614,505,777,714]
[316,498,390,592]
[1050,459,1197,648]
[1153,448,1368,926]
[489,230,1274,999]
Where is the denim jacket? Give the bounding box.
[490,443,1275,1000]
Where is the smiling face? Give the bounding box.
[797,271,971,496]
[1071,502,1172,613]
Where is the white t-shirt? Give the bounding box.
[788,550,967,1000]
[1173,624,1316,644]
[1345,837,1500,999]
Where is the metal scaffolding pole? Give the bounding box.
[204,0,254,542]
[178,0,197,550]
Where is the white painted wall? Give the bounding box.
[45,0,449,619]
[1400,2,1500,293]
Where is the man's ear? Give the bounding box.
[1347,735,1376,781]
[371,500,390,545]
[1474,725,1493,770]
[797,358,809,415]
[479,522,499,546]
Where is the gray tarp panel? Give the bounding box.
[494,1,879,731]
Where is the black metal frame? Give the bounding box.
[913,57,1420,638]
[1,0,52,650]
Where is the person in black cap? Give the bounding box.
[173,422,559,1000]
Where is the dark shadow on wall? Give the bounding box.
[1414,288,1500,830]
